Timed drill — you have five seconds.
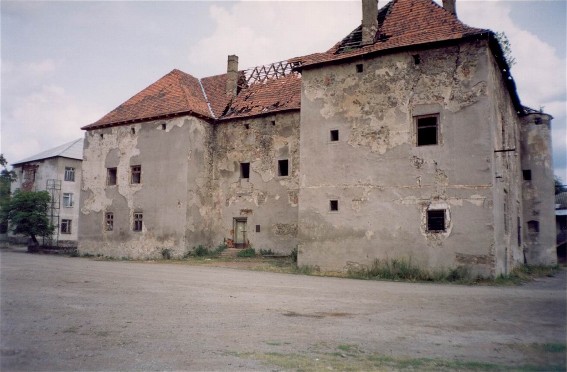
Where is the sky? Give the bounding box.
[1,0,566,181]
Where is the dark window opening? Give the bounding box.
[107,168,117,186]
[100,133,104,139]
[271,120,276,126]
[240,162,250,179]
[105,212,114,231]
[131,128,136,134]
[162,123,167,130]
[416,115,438,146]
[133,212,143,232]
[527,220,539,234]
[61,219,72,234]
[256,225,261,233]
[131,165,141,184]
[330,129,339,142]
[517,217,522,246]
[427,210,445,232]
[522,170,532,181]
[413,54,421,65]
[356,64,363,73]
[244,124,250,129]
[278,159,289,177]
[330,200,339,212]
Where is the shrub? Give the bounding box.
[237,248,256,257]
[213,243,227,255]
[193,245,210,257]
[161,248,172,260]
[259,249,274,256]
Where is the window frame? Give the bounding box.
[62,193,74,208]
[133,212,143,232]
[278,159,289,177]
[107,167,117,186]
[105,212,114,232]
[131,165,141,184]
[426,209,446,232]
[64,167,75,182]
[61,219,72,234]
[415,114,440,147]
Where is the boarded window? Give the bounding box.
[64,167,75,182]
[427,210,445,232]
[278,159,289,177]
[133,212,143,232]
[522,170,532,181]
[131,165,141,184]
[105,212,114,231]
[107,168,117,186]
[330,129,339,142]
[63,193,74,207]
[416,115,439,146]
[61,219,72,234]
[240,162,250,179]
[330,200,339,212]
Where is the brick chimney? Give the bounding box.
[361,0,378,45]
[442,0,456,16]
[226,55,239,97]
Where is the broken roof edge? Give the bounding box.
[81,109,215,131]
[217,107,300,123]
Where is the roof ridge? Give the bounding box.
[198,78,216,119]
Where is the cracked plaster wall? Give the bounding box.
[298,40,502,276]
[210,113,300,253]
[79,116,213,259]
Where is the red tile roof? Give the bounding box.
[83,0,493,130]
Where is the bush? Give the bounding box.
[193,245,210,257]
[259,249,274,256]
[237,248,256,257]
[213,243,227,255]
[161,248,172,260]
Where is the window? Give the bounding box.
[416,115,439,146]
[105,212,114,231]
[356,64,363,73]
[278,159,289,177]
[522,170,532,181]
[413,54,421,65]
[64,167,75,182]
[131,165,141,184]
[330,129,339,142]
[100,133,104,139]
[427,210,445,232]
[256,225,261,233]
[240,162,250,179]
[244,124,250,130]
[161,123,167,130]
[61,219,72,234]
[133,212,143,232]
[63,193,74,207]
[330,200,339,212]
[527,220,539,234]
[107,168,117,186]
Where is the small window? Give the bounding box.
[356,64,363,73]
[61,219,72,234]
[330,200,339,212]
[63,193,74,207]
[64,167,75,182]
[413,54,421,65]
[105,212,114,232]
[100,133,104,139]
[527,220,539,234]
[330,129,339,142]
[244,124,250,130]
[256,225,261,233]
[278,159,289,177]
[271,120,276,126]
[240,162,250,179]
[416,115,439,146]
[107,168,117,186]
[522,170,532,181]
[131,165,141,184]
[133,212,143,232]
[131,127,136,134]
[161,123,167,130]
[427,210,445,232]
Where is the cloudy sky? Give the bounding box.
[1,0,566,181]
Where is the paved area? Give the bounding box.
[1,246,565,371]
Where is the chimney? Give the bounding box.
[442,0,456,16]
[226,55,239,97]
[361,0,378,45]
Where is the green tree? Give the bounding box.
[495,31,516,68]
[3,190,54,248]
[0,154,17,234]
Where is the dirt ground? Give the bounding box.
[1,246,565,371]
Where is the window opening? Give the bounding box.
[356,64,363,73]
[427,210,445,232]
[256,225,261,233]
[162,123,167,130]
[416,115,439,146]
[105,212,114,231]
[240,162,250,179]
[413,54,421,65]
[330,200,339,212]
[131,127,136,134]
[527,220,539,234]
[522,170,532,181]
[100,133,104,139]
[63,193,74,207]
[271,120,276,126]
[61,219,72,234]
[64,167,75,182]
[131,165,141,184]
[244,124,250,130]
[278,159,289,177]
[133,212,143,232]
[107,168,117,186]
[330,129,339,142]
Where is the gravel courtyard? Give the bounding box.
[1,246,565,371]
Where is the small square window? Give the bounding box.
[107,168,117,186]
[278,159,289,177]
[330,200,339,212]
[240,162,250,179]
[356,64,363,73]
[131,165,141,184]
[161,123,167,130]
[527,220,539,234]
[64,167,75,182]
[416,115,439,146]
[330,129,339,142]
[105,212,114,231]
[63,193,74,207]
[133,212,143,232]
[61,219,72,234]
[522,170,532,181]
[427,210,445,232]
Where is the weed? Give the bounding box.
[259,249,274,256]
[290,246,298,263]
[161,248,172,260]
[193,245,210,257]
[291,264,319,275]
[237,248,256,257]
[213,243,227,255]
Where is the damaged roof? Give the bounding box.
[82,0,520,130]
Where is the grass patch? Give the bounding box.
[492,265,561,285]
[542,343,567,353]
[237,247,256,257]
